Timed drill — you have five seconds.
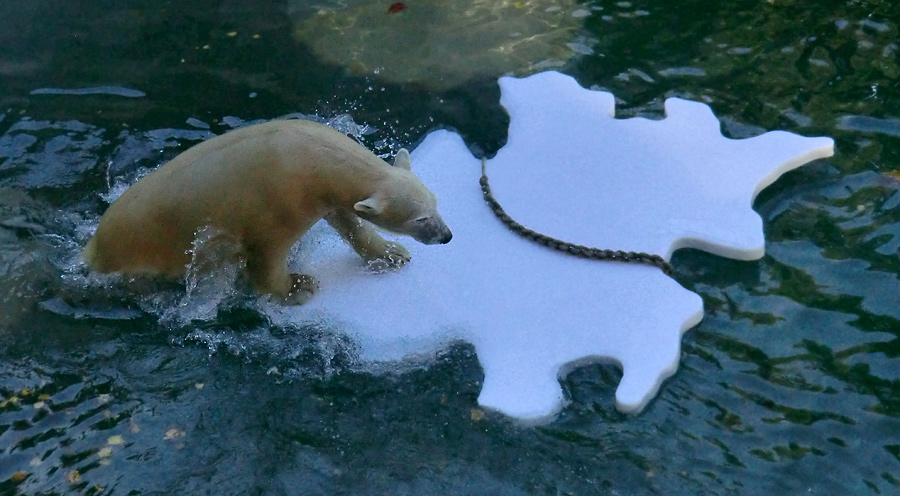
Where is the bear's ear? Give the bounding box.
[392,148,412,171]
[354,197,384,215]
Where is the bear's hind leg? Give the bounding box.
[325,209,410,271]
[244,242,319,305]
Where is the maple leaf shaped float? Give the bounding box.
[271,71,834,422]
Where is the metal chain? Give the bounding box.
[480,158,674,276]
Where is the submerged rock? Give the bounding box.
[290,0,591,90]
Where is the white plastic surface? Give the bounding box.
[273,71,834,422]
[491,71,835,261]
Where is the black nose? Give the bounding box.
[440,231,452,244]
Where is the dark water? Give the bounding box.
[2,1,899,494]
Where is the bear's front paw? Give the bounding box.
[285,273,319,305]
[365,241,411,272]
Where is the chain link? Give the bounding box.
[480,158,674,276]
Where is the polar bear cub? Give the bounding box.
[83,119,452,304]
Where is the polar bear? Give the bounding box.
[83,119,452,304]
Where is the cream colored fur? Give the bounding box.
[83,119,451,304]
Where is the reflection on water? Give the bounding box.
[1,0,900,494]
[290,0,594,89]
[0,119,106,189]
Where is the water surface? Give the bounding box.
[1,1,899,494]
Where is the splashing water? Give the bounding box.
[10,114,399,387]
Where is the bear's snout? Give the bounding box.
[417,225,452,245]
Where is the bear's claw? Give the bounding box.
[365,241,411,272]
[285,273,319,305]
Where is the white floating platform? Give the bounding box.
[272,71,834,422]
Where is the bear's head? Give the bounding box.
[354,149,452,245]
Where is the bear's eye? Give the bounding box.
[414,217,430,224]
